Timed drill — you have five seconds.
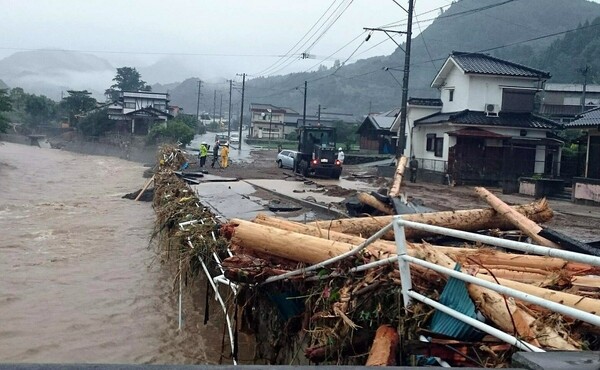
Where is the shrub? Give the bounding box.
[147,120,195,146]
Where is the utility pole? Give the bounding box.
[212,90,217,125]
[228,80,233,139]
[219,93,223,131]
[363,0,413,157]
[302,81,307,127]
[318,104,321,124]
[397,0,414,157]
[580,65,590,113]
[195,79,202,123]
[237,73,246,151]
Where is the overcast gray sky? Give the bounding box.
[2,0,600,85]
[0,0,454,80]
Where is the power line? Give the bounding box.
[245,20,600,102]
[0,46,291,58]
[261,0,355,77]
[256,0,349,77]
[303,0,355,53]
[252,0,340,76]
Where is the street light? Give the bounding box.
[267,108,273,145]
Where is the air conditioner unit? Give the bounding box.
[485,103,499,117]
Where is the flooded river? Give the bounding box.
[0,142,223,364]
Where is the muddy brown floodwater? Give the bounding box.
[0,142,223,364]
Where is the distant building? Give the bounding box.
[108,91,172,135]
[358,108,400,154]
[249,103,296,139]
[539,83,600,123]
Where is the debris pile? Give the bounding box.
[152,146,600,367]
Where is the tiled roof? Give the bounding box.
[539,104,585,117]
[249,103,289,114]
[408,97,443,107]
[451,52,550,79]
[565,107,600,128]
[415,110,560,129]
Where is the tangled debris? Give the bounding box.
[151,145,600,367]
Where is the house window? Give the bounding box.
[426,134,436,151]
[448,89,454,102]
[124,102,136,109]
[435,137,444,157]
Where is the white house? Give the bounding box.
[406,52,562,185]
[108,91,172,135]
[249,103,292,139]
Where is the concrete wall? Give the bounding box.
[573,177,600,205]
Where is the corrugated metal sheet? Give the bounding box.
[429,264,485,341]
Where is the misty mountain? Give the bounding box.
[0,79,8,89]
[0,50,115,100]
[139,58,200,85]
[2,0,600,113]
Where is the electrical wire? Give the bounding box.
[260,0,355,77]
[256,0,349,77]
[251,0,340,77]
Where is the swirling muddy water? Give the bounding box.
[0,142,224,364]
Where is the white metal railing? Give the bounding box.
[392,216,600,352]
[178,219,239,365]
[262,214,600,353]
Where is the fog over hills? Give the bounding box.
[2,0,600,114]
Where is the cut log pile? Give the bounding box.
[218,189,600,366]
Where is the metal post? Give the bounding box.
[228,80,232,140]
[195,80,201,123]
[212,90,216,125]
[219,93,223,130]
[317,104,321,124]
[238,73,245,151]
[302,81,307,127]
[269,110,273,145]
[393,216,412,307]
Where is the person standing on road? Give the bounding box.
[409,155,419,183]
[337,147,345,164]
[199,141,208,167]
[220,142,230,168]
[211,141,220,168]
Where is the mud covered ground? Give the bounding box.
[200,148,600,243]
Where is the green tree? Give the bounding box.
[60,90,97,123]
[106,67,151,100]
[24,94,57,126]
[146,120,194,146]
[9,87,26,111]
[175,113,199,130]
[78,108,116,137]
[0,89,11,133]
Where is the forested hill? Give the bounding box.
[499,16,600,83]
[209,0,600,118]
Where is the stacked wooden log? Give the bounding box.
[220,188,600,366]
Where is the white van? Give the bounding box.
[229,132,240,144]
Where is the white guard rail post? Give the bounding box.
[391,214,600,352]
